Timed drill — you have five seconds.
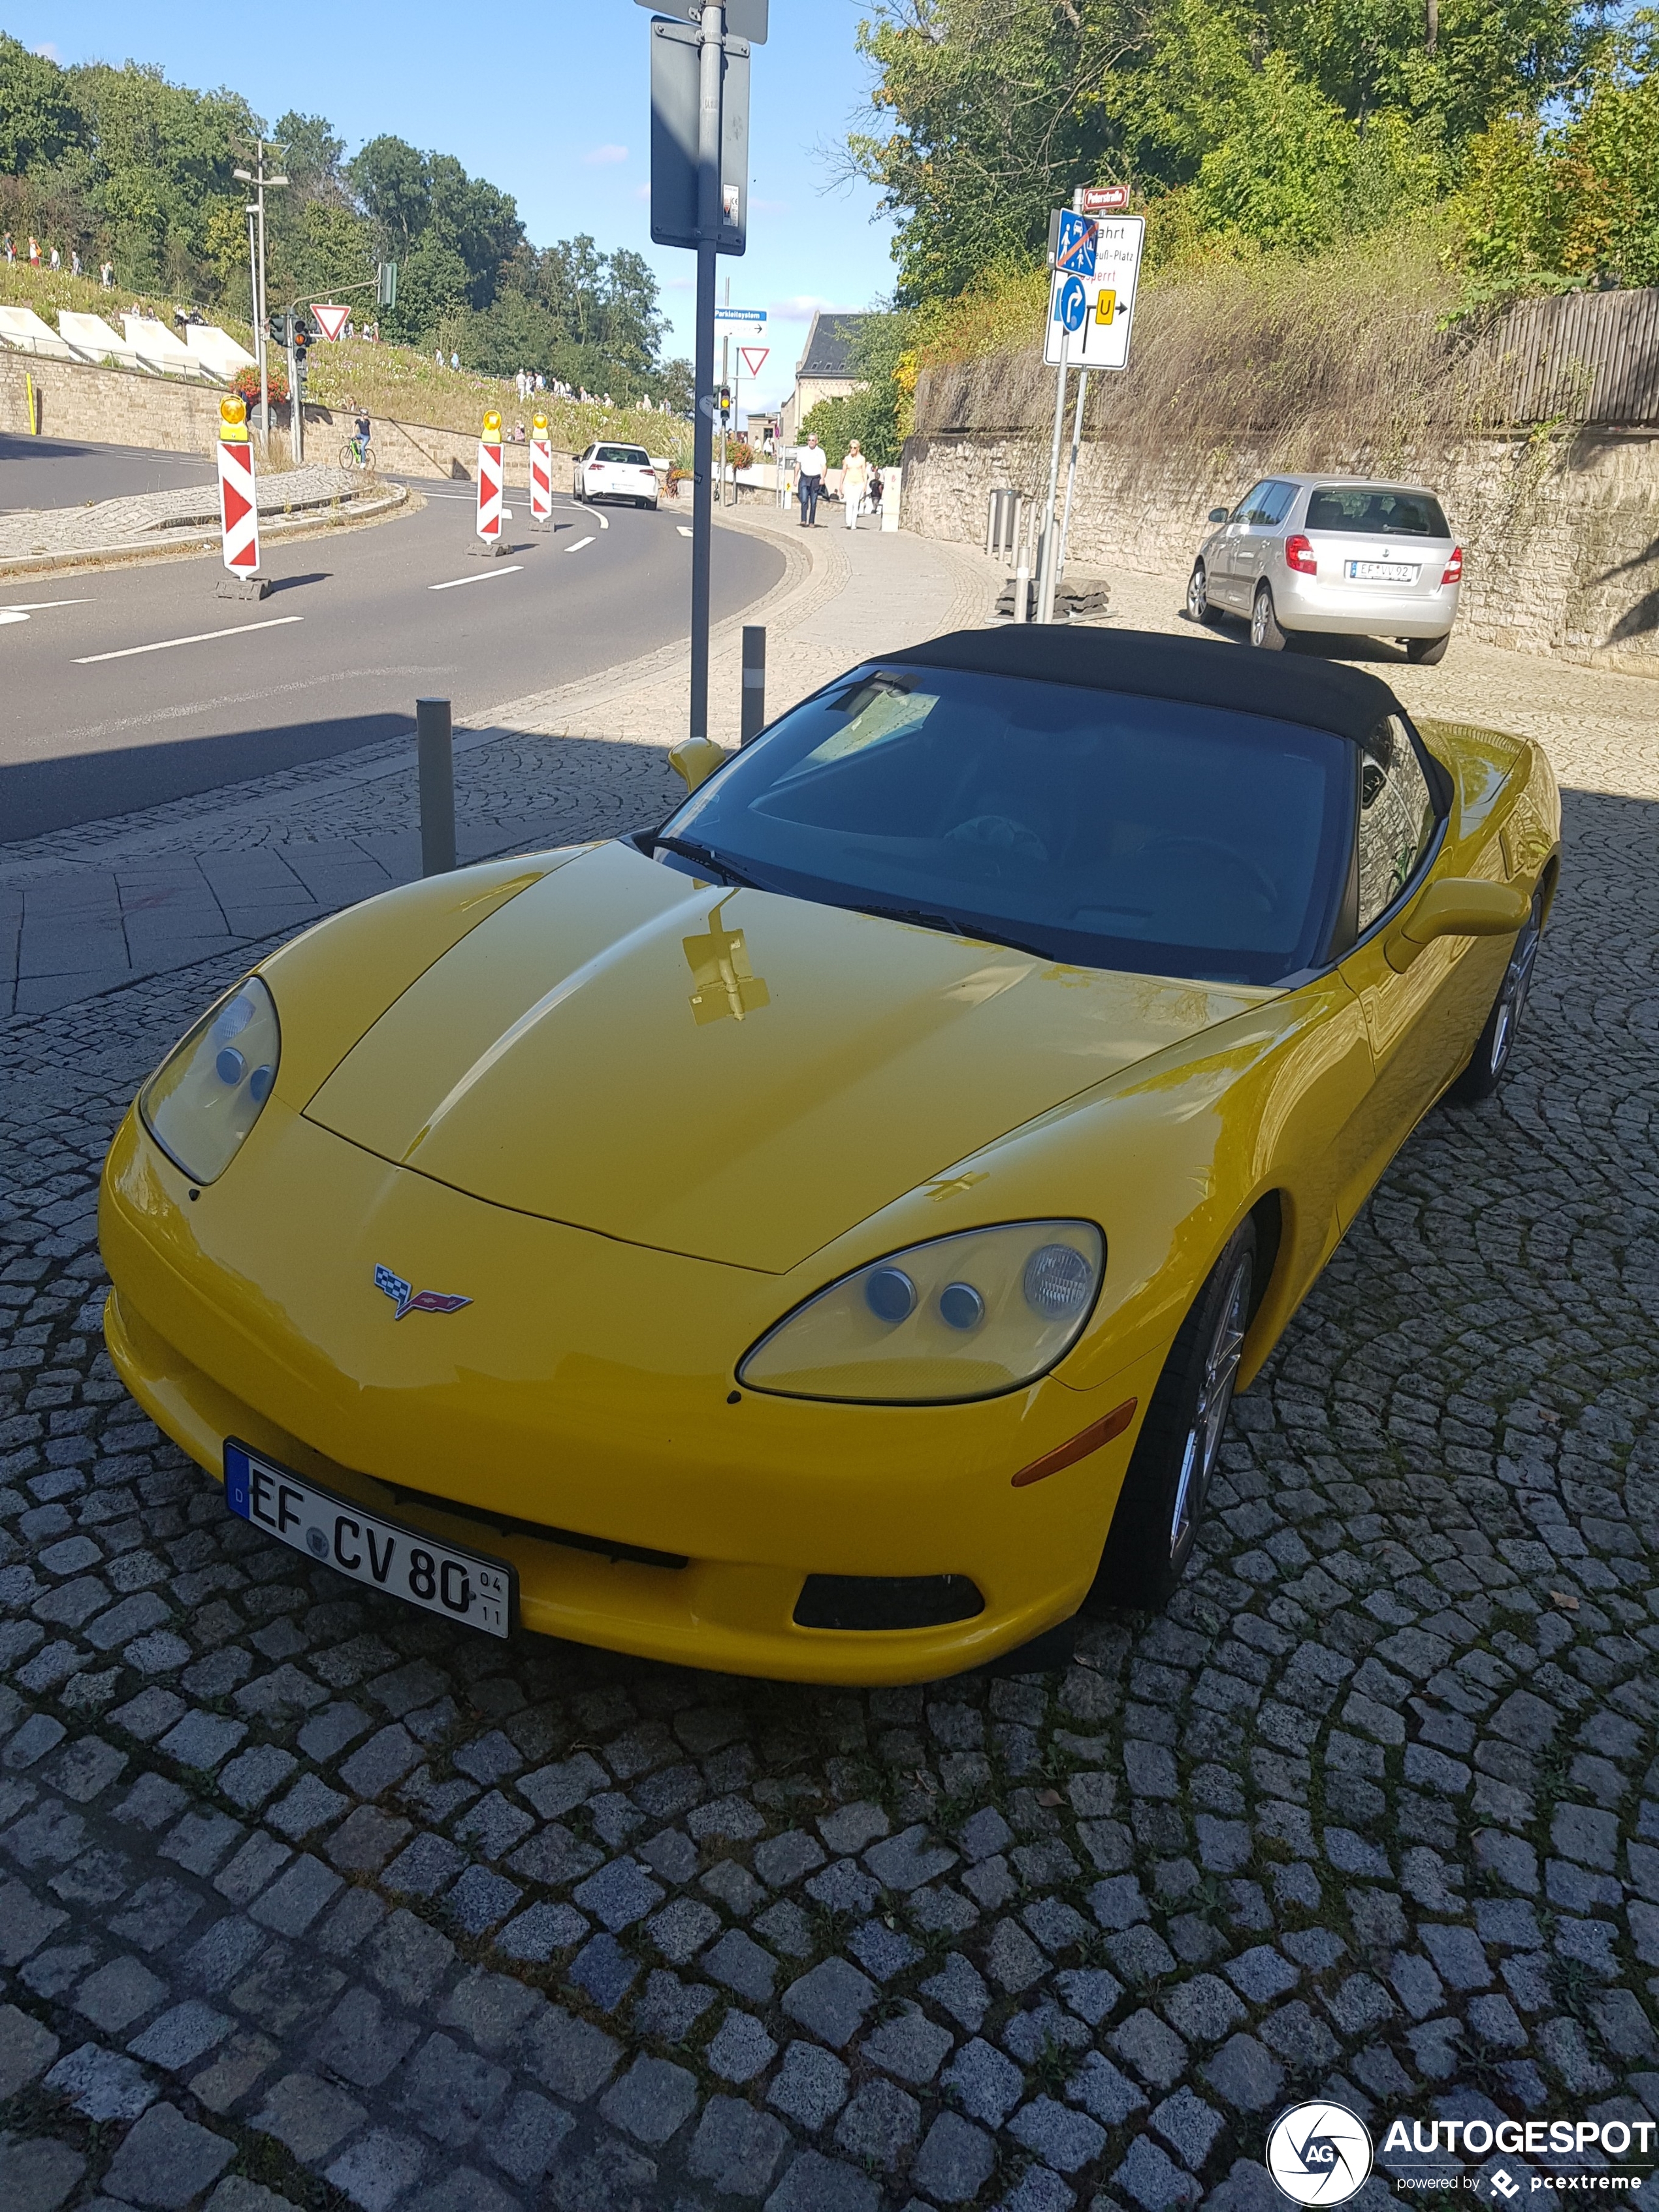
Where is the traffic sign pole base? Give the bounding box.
[216,572,270,601]
[466,538,509,560]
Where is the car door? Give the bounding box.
[1330,716,1475,1225]
[1210,485,1265,607]
[1230,480,1298,604]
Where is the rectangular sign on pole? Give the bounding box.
[715,307,766,321]
[1042,217,1145,370]
[635,0,767,40]
[649,17,749,253]
[1048,209,1097,276]
[1078,184,1131,213]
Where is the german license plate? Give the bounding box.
[1347,559,1419,583]
[224,1441,515,1638]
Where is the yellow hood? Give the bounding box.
[303,842,1269,1271]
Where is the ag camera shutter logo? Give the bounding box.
[1265,2102,1374,2204]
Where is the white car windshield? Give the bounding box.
[656,664,1357,986]
[597,445,651,465]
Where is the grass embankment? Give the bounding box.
[909,232,1500,469]
[0,262,691,462]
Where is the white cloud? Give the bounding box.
[634,181,652,202]
[583,144,629,166]
[33,39,61,58]
[769,295,857,321]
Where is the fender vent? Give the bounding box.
[794,1574,985,1631]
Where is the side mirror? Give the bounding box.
[1385,877,1530,972]
[668,737,728,794]
[1208,507,1229,524]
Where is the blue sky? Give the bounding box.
[20,2,899,408]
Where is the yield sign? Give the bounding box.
[310,303,351,340]
[739,346,769,378]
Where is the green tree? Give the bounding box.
[0,34,86,171]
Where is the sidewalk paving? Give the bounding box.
[0,506,997,1016]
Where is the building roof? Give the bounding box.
[797,312,871,381]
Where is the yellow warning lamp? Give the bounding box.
[532,413,549,436]
[482,410,502,440]
[219,394,249,441]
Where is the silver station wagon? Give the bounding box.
[1187,474,1463,665]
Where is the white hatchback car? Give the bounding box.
[573,441,660,509]
[1187,475,1462,664]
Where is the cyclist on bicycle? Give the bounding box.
[344,402,372,467]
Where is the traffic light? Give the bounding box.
[376,261,398,310]
[268,311,292,348]
[293,325,310,390]
[718,384,732,423]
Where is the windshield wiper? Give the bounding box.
[652,835,770,891]
[850,899,1054,962]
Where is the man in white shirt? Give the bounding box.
[796,433,826,526]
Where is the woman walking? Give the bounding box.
[841,440,871,530]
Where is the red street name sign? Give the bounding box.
[1078,185,1131,212]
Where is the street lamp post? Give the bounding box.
[233,142,288,446]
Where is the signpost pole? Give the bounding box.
[688,0,724,743]
[1037,318,1071,623]
[1053,368,1089,609]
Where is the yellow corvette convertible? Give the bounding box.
[99,629,1559,1684]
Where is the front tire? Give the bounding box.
[1406,632,1450,665]
[1187,563,1221,626]
[1446,885,1544,1104]
[1250,585,1287,651]
[1087,1218,1257,1611]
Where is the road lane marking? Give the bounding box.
[2,596,97,626]
[598,514,609,530]
[428,565,525,591]
[73,615,303,664]
[565,537,595,554]
[677,526,692,537]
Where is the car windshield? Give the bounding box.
[657,664,1356,986]
[598,445,651,465]
[1306,487,1449,537]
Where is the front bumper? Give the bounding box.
[1275,571,1459,640]
[100,1104,1154,1684]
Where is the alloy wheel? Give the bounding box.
[1489,893,1543,1078]
[1168,1257,1251,1562]
[1187,567,1208,622]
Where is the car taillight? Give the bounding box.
[1283,534,1317,575]
[1442,546,1463,585]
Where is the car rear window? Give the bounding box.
[657,664,1356,987]
[598,445,652,465]
[1306,487,1449,537]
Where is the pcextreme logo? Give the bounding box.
[1266,2102,1376,2204]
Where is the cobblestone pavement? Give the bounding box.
[3,556,1659,2211]
[0,466,378,565]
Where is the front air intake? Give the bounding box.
[794,1574,986,1631]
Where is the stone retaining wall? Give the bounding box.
[903,361,1659,675]
[0,351,571,487]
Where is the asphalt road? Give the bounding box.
[3,462,784,842]
[1,431,216,508]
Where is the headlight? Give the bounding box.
[738,1221,1104,1404]
[140,976,280,1184]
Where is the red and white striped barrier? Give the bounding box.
[214,396,266,598]
[529,415,553,526]
[477,409,504,543]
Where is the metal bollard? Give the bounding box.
[741,626,767,745]
[416,697,457,876]
[985,490,998,558]
[1013,524,1031,624]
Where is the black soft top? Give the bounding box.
[878,626,1401,745]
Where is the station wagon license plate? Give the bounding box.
[224,1441,515,1638]
[1346,559,1419,584]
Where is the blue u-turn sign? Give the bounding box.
[1055,275,1088,333]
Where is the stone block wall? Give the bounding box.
[901,362,1659,675]
[0,352,571,488]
